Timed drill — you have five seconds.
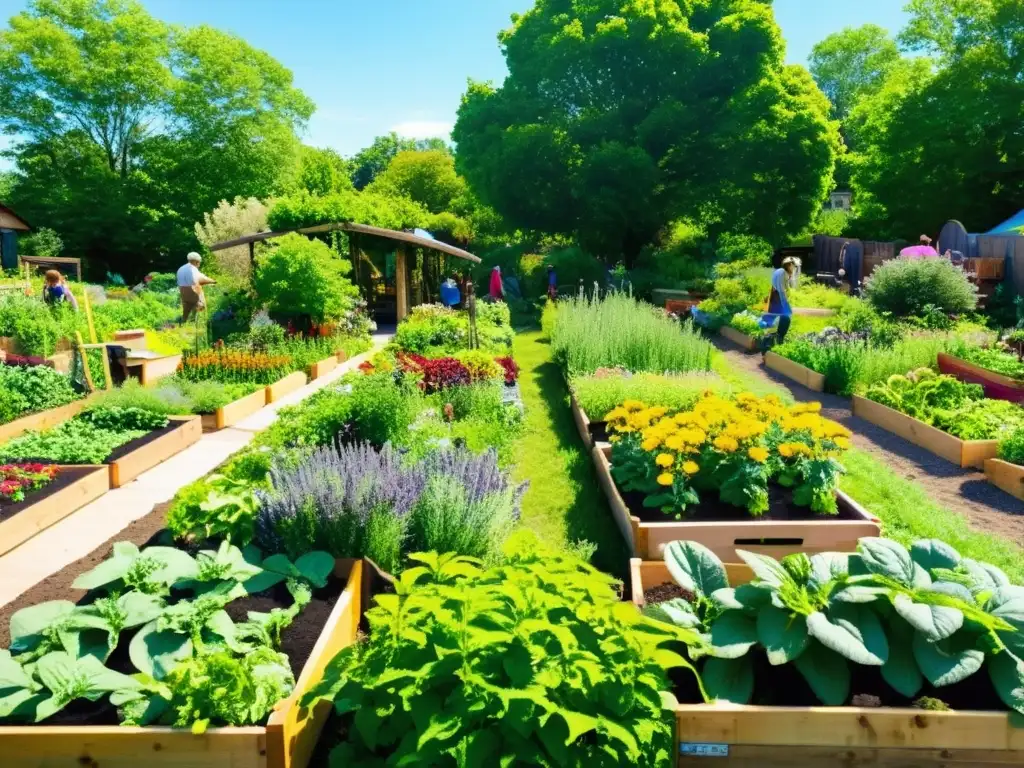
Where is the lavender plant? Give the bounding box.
[254,442,525,572]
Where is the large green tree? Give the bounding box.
[349,133,450,190]
[848,0,1024,237]
[0,0,313,278]
[366,149,467,215]
[453,0,839,265]
[809,25,902,124]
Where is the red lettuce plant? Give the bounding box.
[0,463,59,503]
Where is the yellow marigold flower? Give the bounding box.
[657,472,675,487]
[642,438,661,452]
[665,435,685,451]
[714,435,739,453]
[778,443,795,458]
[748,446,769,463]
[656,453,675,468]
[683,461,699,475]
[604,407,627,422]
[834,436,851,450]
[623,400,645,412]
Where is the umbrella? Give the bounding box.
[899,245,939,258]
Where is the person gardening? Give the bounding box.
[440,274,461,308]
[546,264,558,300]
[176,252,215,324]
[41,270,79,311]
[489,265,504,301]
[761,256,799,354]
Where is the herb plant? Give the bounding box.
[0,419,149,464]
[950,343,1024,381]
[302,551,700,766]
[0,364,79,425]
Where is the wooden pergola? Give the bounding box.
[210,222,480,321]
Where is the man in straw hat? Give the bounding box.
[176,252,216,324]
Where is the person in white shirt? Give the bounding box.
[176,252,215,323]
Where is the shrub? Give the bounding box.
[572,371,730,419]
[865,257,978,317]
[253,233,359,324]
[998,428,1024,466]
[454,349,502,381]
[346,372,422,445]
[0,365,79,424]
[550,293,712,376]
[301,551,688,766]
[194,196,270,284]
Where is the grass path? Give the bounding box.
[507,327,629,578]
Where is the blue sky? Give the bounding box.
[0,0,909,162]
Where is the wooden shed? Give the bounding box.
[0,202,30,271]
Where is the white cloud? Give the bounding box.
[390,120,454,140]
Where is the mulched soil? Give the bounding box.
[0,499,345,727]
[0,465,99,524]
[642,581,691,606]
[622,483,861,524]
[714,336,1024,546]
[105,420,184,462]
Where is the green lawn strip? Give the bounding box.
[710,351,794,403]
[840,450,1024,583]
[507,327,629,579]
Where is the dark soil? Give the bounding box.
[0,499,346,728]
[643,582,691,606]
[0,465,99,524]
[588,421,609,444]
[622,483,861,524]
[105,421,183,462]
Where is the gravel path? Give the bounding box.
[714,336,1024,546]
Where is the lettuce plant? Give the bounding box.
[650,537,1024,713]
[302,551,701,766]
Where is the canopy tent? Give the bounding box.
[988,210,1024,235]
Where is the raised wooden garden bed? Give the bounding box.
[718,325,762,352]
[570,393,594,449]
[629,559,1024,767]
[308,355,339,380]
[984,458,1024,501]
[0,558,367,768]
[852,395,998,469]
[792,307,837,317]
[0,466,109,557]
[199,388,269,432]
[594,445,880,561]
[109,416,202,487]
[937,352,1024,403]
[763,352,825,392]
[334,349,349,363]
[0,395,97,445]
[266,371,308,403]
[126,353,182,386]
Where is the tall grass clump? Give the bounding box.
[855,334,957,391]
[549,293,712,376]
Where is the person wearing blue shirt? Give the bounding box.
[440,275,461,308]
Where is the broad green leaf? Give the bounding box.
[808,552,850,589]
[128,623,192,679]
[664,541,728,597]
[148,547,200,586]
[295,551,334,588]
[118,592,165,628]
[794,641,850,705]
[912,633,984,687]
[710,588,744,611]
[707,613,757,659]
[881,619,923,698]
[702,656,753,704]
[9,601,75,653]
[858,538,916,586]
[962,559,1011,592]
[757,605,809,665]
[910,540,961,573]
[894,593,963,641]
[831,585,889,604]
[34,652,77,694]
[989,650,1024,715]
[735,550,792,588]
[989,586,1024,628]
[72,557,132,591]
[644,598,700,630]
[0,650,32,691]
[556,709,599,744]
[927,582,974,603]
[806,607,886,666]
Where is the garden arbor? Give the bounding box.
[210,221,480,322]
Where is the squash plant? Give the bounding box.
[302,551,704,766]
[649,538,1024,713]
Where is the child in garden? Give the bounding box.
[41,269,78,311]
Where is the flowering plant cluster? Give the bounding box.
[0,463,59,503]
[605,393,852,517]
[495,355,519,384]
[178,349,294,386]
[397,353,471,392]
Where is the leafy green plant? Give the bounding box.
[572,371,730,420]
[0,419,149,464]
[649,537,1024,713]
[302,551,700,766]
[998,428,1024,467]
[865,258,978,317]
[166,474,261,546]
[550,293,712,376]
[80,405,169,432]
[0,364,80,425]
[728,311,767,339]
[950,343,1024,381]
[73,542,199,596]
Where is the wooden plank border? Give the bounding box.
[266,372,308,403]
[0,466,109,558]
[852,395,998,469]
[308,355,339,381]
[628,560,1024,765]
[109,416,202,488]
[938,352,1024,403]
[984,458,1024,502]
[763,352,825,392]
[570,393,594,450]
[595,445,880,561]
[718,325,761,352]
[0,558,364,768]
[200,388,269,432]
[137,354,182,386]
[0,396,98,445]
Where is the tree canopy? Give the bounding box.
[453,0,839,265]
[0,0,312,278]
